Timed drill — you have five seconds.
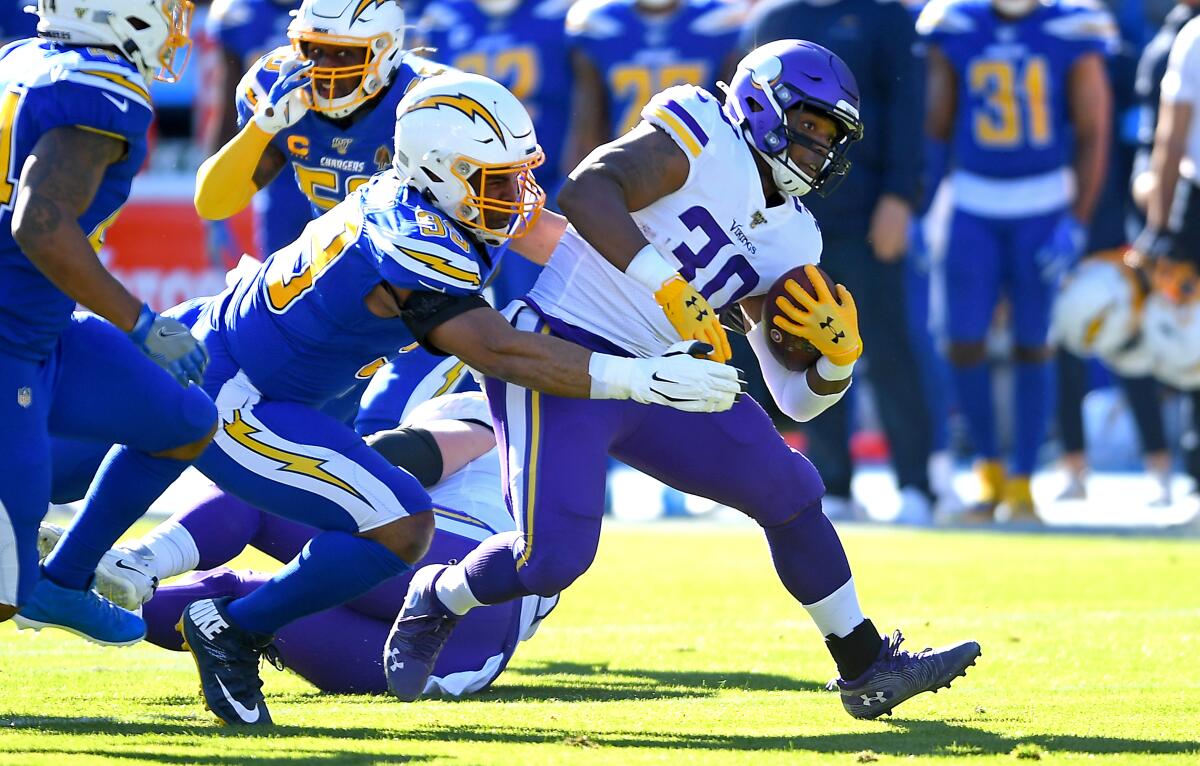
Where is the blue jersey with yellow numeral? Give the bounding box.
[235,46,441,216]
[0,39,152,361]
[918,0,1116,179]
[566,0,743,140]
[419,0,573,188]
[211,169,505,405]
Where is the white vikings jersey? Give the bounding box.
[526,85,824,357]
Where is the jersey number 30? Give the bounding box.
[672,206,757,306]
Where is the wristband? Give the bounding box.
[625,244,678,291]
[815,355,855,381]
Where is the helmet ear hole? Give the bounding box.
[422,166,444,184]
[746,97,765,114]
[126,17,151,31]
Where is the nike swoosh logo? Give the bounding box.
[215,675,261,723]
[155,326,187,338]
[101,92,129,113]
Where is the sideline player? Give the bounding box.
[386,40,982,721]
[0,0,216,645]
[43,392,557,698]
[68,71,741,725]
[918,0,1115,521]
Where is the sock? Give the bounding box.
[826,618,884,682]
[435,563,484,616]
[43,447,189,590]
[138,519,200,581]
[176,489,264,570]
[460,531,530,605]
[950,361,997,460]
[226,531,410,635]
[763,505,853,605]
[803,577,865,639]
[1013,359,1051,476]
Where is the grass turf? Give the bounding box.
[0,523,1197,764]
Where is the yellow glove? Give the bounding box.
[655,275,732,363]
[771,265,863,366]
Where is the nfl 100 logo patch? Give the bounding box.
[332,137,355,155]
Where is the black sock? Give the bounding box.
[825,618,884,681]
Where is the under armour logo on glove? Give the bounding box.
[819,315,846,343]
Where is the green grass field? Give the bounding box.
[1,523,1197,765]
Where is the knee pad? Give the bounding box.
[741,448,825,529]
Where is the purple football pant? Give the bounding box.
[472,309,853,607]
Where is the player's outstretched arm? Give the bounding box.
[193,58,311,220]
[424,304,743,412]
[12,127,143,331]
[558,123,731,361]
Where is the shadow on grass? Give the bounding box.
[3,714,1196,760]
[479,660,827,700]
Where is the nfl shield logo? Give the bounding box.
[16,387,32,408]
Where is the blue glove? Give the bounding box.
[127,304,209,387]
[251,57,314,134]
[1035,214,1086,284]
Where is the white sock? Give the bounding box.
[434,564,484,616]
[803,577,865,638]
[137,520,200,580]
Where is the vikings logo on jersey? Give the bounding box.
[235,47,441,215]
[917,0,1116,179]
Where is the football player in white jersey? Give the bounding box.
[386,40,982,721]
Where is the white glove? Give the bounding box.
[589,341,745,413]
[252,57,314,134]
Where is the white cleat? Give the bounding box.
[36,522,158,610]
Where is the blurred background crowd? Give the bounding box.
[5,0,1200,530]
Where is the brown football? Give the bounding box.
[761,264,837,372]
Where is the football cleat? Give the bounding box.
[178,598,281,726]
[383,565,460,702]
[894,487,934,527]
[14,576,145,646]
[37,522,159,609]
[828,630,981,720]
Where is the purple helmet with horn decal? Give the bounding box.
[721,39,863,197]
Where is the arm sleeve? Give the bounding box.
[745,322,851,423]
[876,2,925,205]
[399,291,492,355]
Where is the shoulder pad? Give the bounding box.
[1042,2,1118,49]
[236,46,290,114]
[566,0,622,38]
[363,184,484,294]
[915,0,977,37]
[689,0,748,37]
[642,85,728,160]
[51,53,153,114]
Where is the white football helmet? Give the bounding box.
[393,70,545,243]
[1051,258,1144,359]
[35,0,194,82]
[288,0,406,118]
[1143,292,1200,390]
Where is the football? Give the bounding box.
[761,264,837,371]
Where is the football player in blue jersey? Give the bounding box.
[0,0,217,645]
[205,0,308,262]
[417,0,574,305]
[564,0,744,166]
[919,0,1116,522]
[169,71,740,724]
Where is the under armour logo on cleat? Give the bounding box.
[190,600,229,641]
[860,691,887,706]
[388,647,404,672]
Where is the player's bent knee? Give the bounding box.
[360,510,435,564]
[948,341,987,367]
[151,421,217,461]
[1014,345,1052,364]
[0,603,18,622]
[518,549,594,597]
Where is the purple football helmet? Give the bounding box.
[722,40,863,197]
